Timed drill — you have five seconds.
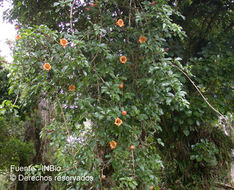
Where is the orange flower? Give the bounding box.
[116,19,124,27]
[114,118,123,127]
[151,1,156,6]
[69,84,75,92]
[121,110,127,116]
[15,25,20,30]
[109,140,117,149]
[60,38,68,47]
[90,3,96,7]
[16,34,21,40]
[139,36,147,43]
[130,145,135,150]
[120,56,127,64]
[119,83,124,88]
[43,63,51,71]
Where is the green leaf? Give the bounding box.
[183,129,190,136]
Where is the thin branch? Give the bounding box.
[129,0,132,27]
[13,94,19,106]
[170,62,226,120]
[92,68,106,84]
[90,53,106,84]
[99,5,103,43]
[215,183,234,190]
[90,52,98,65]
[70,0,76,35]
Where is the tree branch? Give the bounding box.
[70,0,76,35]
[215,183,234,189]
[170,62,226,120]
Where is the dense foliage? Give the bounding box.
[0,58,35,190]
[1,0,233,189]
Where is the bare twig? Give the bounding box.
[90,52,98,65]
[170,62,226,120]
[215,183,234,189]
[13,94,19,106]
[93,68,106,84]
[129,0,133,26]
[70,0,76,35]
[99,5,103,43]
[90,53,106,84]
